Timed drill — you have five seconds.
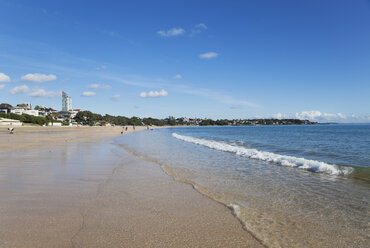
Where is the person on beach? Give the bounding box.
[8,127,14,134]
[125,126,128,131]
[133,125,135,131]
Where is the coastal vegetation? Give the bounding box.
[1,103,317,126]
[74,111,316,126]
[0,112,48,126]
[74,111,167,126]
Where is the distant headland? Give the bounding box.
[1,101,317,126]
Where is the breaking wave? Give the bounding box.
[172,133,353,175]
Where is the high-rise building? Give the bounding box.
[62,91,72,111]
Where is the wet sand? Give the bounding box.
[0,126,263,247]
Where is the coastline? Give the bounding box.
[0,126,263,247]
[117,126,370,248]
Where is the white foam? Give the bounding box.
[228,203,241,217]
[172,133,353,175]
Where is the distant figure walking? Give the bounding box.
[125,126,128,131]
[133,125,135,131]
[8,127,14,134]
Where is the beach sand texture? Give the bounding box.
[0,126,263,247]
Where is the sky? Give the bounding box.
[0,0,369,122]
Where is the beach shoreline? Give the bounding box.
[117,126,370,248]
[0,126,262,247]
[0,125,144,154]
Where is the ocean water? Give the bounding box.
[116,124,370,248]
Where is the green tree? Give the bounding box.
[167,116,176,126]
[0,103,12,109]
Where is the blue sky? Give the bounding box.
[0,0,369,122]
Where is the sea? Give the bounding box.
[115,124,370,248]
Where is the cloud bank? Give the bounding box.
[295,110,370,123]
[140,89,168,98]
[21,73,57,82]
[296,110,347,122]
[273,113,284,119]
[174,74,182,79]
[199,52,219,59]
[0,84,5,90]
[0,72,11,82]
[157,28,185,37]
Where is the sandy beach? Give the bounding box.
[0,126,263,247]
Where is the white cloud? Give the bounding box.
[140,89,168,98]
[199,52,219,59]
[0,84,5,90]
[174,74,182,79]
[346,113,370,123]
[21,73,57,82]
[157,28,185,37]
[81,91,96,97]
[111,94,120,100]
[295,110,347,122]
[296,110,322,120]
[273,113,283,119]
[88,84,100,89]
[294,110,370,123]
[0,72,11,82]
[9,85,29,94]
[191,23,208,36]
[88,84,111,89]
[195,23,207,30]
[28,89,61,98]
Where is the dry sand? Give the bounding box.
[0,126,263,247]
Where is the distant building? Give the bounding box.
[62,91,72,111]
[10,105,39,116]
[16,102,32,110]
[47,122,62,126]
[0,118,23,126]
[69,109,81,119]
[36,106,56,117]
[0,108,8,114]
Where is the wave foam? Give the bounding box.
[172,133,353,175]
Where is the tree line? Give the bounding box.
[0,112,49,126]
[74,111,170,126]
[1,102,316,126]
